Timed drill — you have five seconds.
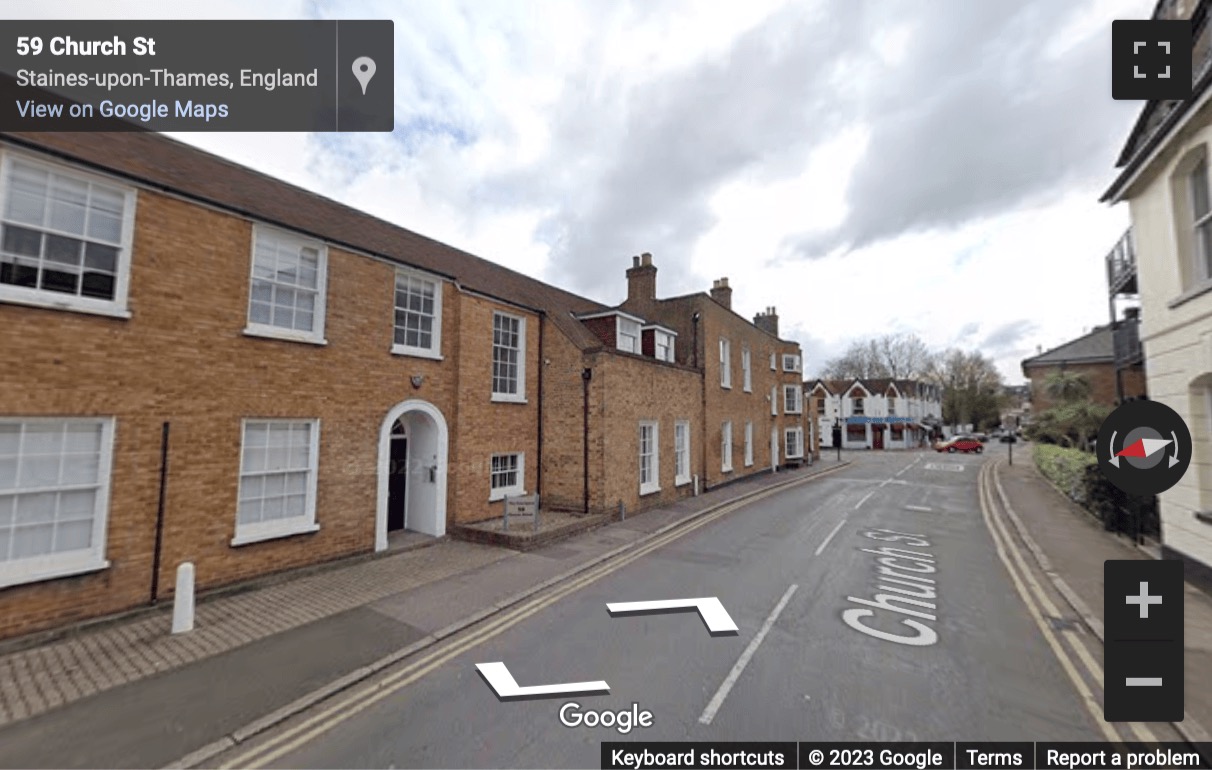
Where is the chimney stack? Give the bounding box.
[626,252,657,303]
[710,277,732,310]
[753,306,779,337]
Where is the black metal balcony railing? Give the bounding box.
[1106,228,1138,297]
[1113,315,1143,367]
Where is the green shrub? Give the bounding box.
[1033,444,1096,504]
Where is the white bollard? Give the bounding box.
[171,562,195,634]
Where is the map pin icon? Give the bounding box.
[352,56,376,95]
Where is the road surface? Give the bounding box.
[213,450,1181,769]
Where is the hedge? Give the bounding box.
[1032,443,1158,535]
[1033,444,1095,504]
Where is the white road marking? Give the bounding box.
[854,490,876,509]
[815,518,847,555]
[606,597,738,634]
[904,505,933,512]
[474,662,609,699]
[699,583,798,725]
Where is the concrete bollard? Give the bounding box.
[171,562,195,634]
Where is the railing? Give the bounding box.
[1106,228,1138,296]
[1113,316,1143,366]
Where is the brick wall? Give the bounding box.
[539,328,592,512]
[0,185,540,639]
[1026,362,1147,411]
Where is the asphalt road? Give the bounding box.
[226,451,1137,768]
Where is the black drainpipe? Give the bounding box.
[582,366,592,513]
[537,313,545,497]
[150,421,170,605]
[693,312,705,492]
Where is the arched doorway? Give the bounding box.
[377,400,448,550]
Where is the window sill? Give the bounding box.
[1167,278,1212,310]
[391,345,443,361]
[675,477,691,487]
[639,485,661,496]
[489,488,527,502]
[0,291,132,320]
[491,395,528,404]
[744,461,754,467]
[243,326,327,346]
[231,521,320,547]
[0,557,110,590]
[743,387,752,393]
[721,385,732,390]
[721,466,733,474]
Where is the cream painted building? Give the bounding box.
[1102,0,1212,587]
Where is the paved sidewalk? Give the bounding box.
[993,457,1212,741]
[0,458,847,769]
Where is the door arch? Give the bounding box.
[377,399,449,549]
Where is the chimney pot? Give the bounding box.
[632,256,640,268]
[641,252,652,266]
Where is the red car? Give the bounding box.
[934,435,983,454]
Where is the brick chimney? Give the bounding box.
[626,253,657,303]
[753,306,779,337]
[710,277,732,310]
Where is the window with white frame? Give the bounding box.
[770,352,776,370]
[0,156,135,316]
[744,421,753,466]
[721,421,733,472]
[247,226,327,342]
[742,347,752,391]
[720,338,732,388]
[674,420,690,486]
[888,395,897,415]
[393,270,442,357]
[771,384,778,416]
[653,329,675,362]
[785,427,804,459]
[492,312,527,401]
[1190,158,1212,283]
[852,396,865,415]
[489,452,524,501]
[235,420,320,545]
[0,418,115,589]
[782,353,801,373]
[639,422,660,495]
[784,384,803,414]
[617,317,641,353]
[817,395,828,415]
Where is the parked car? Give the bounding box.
[934,435,983,454]
[974,432,989,443]
[999,433,1018,443]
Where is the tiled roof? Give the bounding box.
[0,131,609,350]
[1021,325,1114,367]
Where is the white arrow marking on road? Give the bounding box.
[607,597,739,635]
[474,662,609,700]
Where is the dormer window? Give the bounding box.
[617,317,641,353]
[653,329,675,362]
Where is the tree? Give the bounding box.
[925,349,1005,431]
[820,333,935,380]
[1027,371,1107,449]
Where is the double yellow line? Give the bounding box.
[976,461,1159,745]
[217,465,847,769]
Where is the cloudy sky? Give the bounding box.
[15,0,1154,383]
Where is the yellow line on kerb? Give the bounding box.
[977,462,1124,744]
[220,464,847,769]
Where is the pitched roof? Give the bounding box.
[1021,325,1114,367]
[0,131,609,349]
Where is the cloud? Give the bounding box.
[982,319,1039,353]
[787,1,1145,258]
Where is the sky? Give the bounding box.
[11,0,1156,384]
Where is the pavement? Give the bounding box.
[0,457,848,770]
[988,454,1212,746]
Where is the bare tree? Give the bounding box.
[819,333,935,380]
[925,349,1004,430]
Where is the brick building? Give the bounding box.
[1020,324,1147,411]
[0,131,806,640]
